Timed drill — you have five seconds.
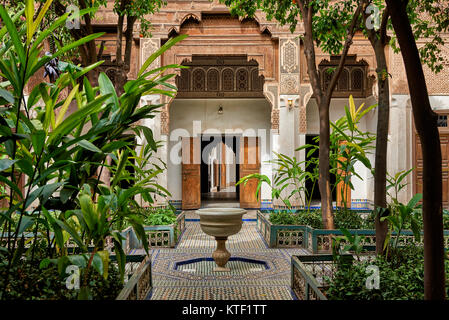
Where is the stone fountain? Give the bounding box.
[196,208,247,271]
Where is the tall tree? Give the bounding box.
[385,0,446,300]
[52,0,166,87]
[52,0,103,83]
[361,0,391,255]
[363,0,449,255]
[113,0,165,94]
[222,0,364,229]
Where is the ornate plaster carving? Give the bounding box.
[175,55,265,98]
[280,74,300,95]
[280,38,300,95]
[140,38,161,71]
[264,83,280,132]
[281,39,299,74]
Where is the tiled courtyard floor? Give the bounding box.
[145,210,308,300]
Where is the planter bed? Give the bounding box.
[128,211,186,249]
[1,229,132,254]
[257,210,310,248]
[291,254,354,300]
[258,210,449,253]
[113,254,152,300]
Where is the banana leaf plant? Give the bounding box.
[0,0,187,298]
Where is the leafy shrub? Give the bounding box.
[362,210,376,229]
[326,246,425,300]
[0,251,122,300]
[443,210,449,230]
[334,209,364,229]
[269,211,297,225]
[269,210,323,229]
[142,207,177,226]
[295,210,323,229]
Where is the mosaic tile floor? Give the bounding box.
[146,212,309,300]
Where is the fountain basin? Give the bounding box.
[196,208,246,237]
[196,208,247,272]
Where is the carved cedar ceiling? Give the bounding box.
[175,55,265,99]
[318,55,374,98]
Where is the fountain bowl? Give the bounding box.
[196,208,246,237]
[195,208,247,272]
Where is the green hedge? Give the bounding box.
[268,209,368,230]
[325,246,441,300]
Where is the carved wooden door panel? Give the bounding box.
[239,137,261,208]
[182,137,201,210]
[414,112,449,209]
[221,141,227,189]
[213,160,219,191]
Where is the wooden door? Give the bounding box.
[221,141,227,189]
[414,112,449,209]
[182,137,201,210]
[239,137,261,208]
[213,160,219,191]
[336,141,351,208]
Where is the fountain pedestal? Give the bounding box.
[195,208,247,272]
[212,236,231,272]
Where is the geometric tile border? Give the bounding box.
[146,219,310,300]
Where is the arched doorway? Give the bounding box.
[167,55,271,209]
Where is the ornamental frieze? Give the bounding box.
[175,55,265,98]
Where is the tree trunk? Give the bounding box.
[386,0,445,300]
[116,15,124,64]
[372,39,390,255]
[54,0,99,85]
[318,101,334,229]
[124,16,137,67]
[297,2,334,228]
[114,14,136,95]
[78,0,98,85]
[296,0,362,229]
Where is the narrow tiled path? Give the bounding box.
[147,211,308,300]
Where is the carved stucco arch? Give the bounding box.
[237,12,276,37]
[140,11,285,135]
[206,67,220,91]
[160,55,279,135]
[161,59,279,135]
[180,13,201,25]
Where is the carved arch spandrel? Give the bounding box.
[160,56,280,135]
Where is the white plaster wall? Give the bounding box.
[276,95,302,206]
[224,143,236,186]
[167,98,273,201]
[364,95,378,203]
[389,94,449,203]
[389,95,413,203]
[429,96,449,110]
[139,95,167,205]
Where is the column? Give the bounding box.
[388,94,413,203]
[139,38,168,206]
[278,37,302,207]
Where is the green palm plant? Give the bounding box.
[381,193,423,255]
[330,95,377,210]
[0,0,107,267]
[236,152,308,212]
[0,0,187,298]
[332,228,366,262]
